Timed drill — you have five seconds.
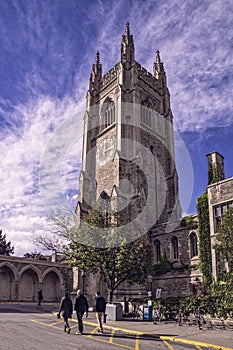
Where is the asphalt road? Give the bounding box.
[0,312,199,350]
[0,304,232,350]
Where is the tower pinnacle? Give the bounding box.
[154,50,164,74]
[121,22,134,65]
[89,51,102,93]
[125,21,130,36]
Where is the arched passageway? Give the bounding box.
[18,268,40,301]
[0,265,16,301]
[43,271,61,302]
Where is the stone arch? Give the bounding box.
[19,264,42,282]
[0,262,18,301]
[18,265,42,302]
[42,267,63,302]
[0,261,19,281]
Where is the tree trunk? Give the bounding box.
[109,290,114,302]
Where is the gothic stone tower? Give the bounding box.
[77,22,181,254]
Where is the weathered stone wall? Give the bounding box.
[0,255,73,302]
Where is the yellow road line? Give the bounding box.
[50,321,64,326]
[135,334,140,350]
[160,336,233,350]
[110,329,115,343]
[87,326,99,338]
[163,340,174,350]
[34,317,233,350]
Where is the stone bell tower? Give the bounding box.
[76,22,181,244]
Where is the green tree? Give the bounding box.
[215,207,233,273]
[33,207,152,302]
[0,230,14,256]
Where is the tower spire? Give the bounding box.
[125,21,130,36]
[89,51,102,93]
[93,51,102,75]
[153,50,164,75]
[121,21,135,65]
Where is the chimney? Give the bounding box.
[206,151,225,185]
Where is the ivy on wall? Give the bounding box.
[196,192,212,288]
[180,214,198,229]
[208,164,219,185]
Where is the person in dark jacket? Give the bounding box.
[37,290,43,306]
[74,289,89,334]
[57,292,73,333]
[95,291,106,333]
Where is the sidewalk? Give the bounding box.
[87,314,233,350]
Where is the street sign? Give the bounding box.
[156,288,162,299]
[147,275,153,283]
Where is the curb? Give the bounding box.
[144,333,233,350]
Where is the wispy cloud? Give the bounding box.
[0,0,232,254]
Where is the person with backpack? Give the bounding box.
[95,291,106,333]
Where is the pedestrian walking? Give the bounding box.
[37,290,43,306]
[95,291,106,333]
[57,292,73,334]
[74,289,89,334]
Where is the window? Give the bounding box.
[140,100,152,127]
[171,236,178,260]
[213,201,233,232]
[154,239,161,262]
[190,232,198,258]
[104,100,115,128]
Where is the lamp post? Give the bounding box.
[81,269,86,294]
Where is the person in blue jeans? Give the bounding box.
[74,289,89,334]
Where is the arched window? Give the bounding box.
[154,239,161,262]
[171,236,179,260]
[104,100,115,128]
[190,232,198,258]
[140,100,152,127]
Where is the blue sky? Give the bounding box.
[0,0,232,255]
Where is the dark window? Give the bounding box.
[171,236,179,260]
[154,239,161,262]
[190,232,198,258]
[213,201,233,232]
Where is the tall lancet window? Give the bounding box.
[190,232,198,258]
[171,236,179,260]
[154,239,161,262]
[140,100,152,128]
[104,99,115,128]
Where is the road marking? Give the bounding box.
[31,318,136,349]
[160,336,233,350]
[87,326,99,337]
[135,334,140,350]
[110,329,115,343]
[163,340,174,350]
[33,316,233,350]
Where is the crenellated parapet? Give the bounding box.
[101,63,120,88]
[136,62,160,91]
